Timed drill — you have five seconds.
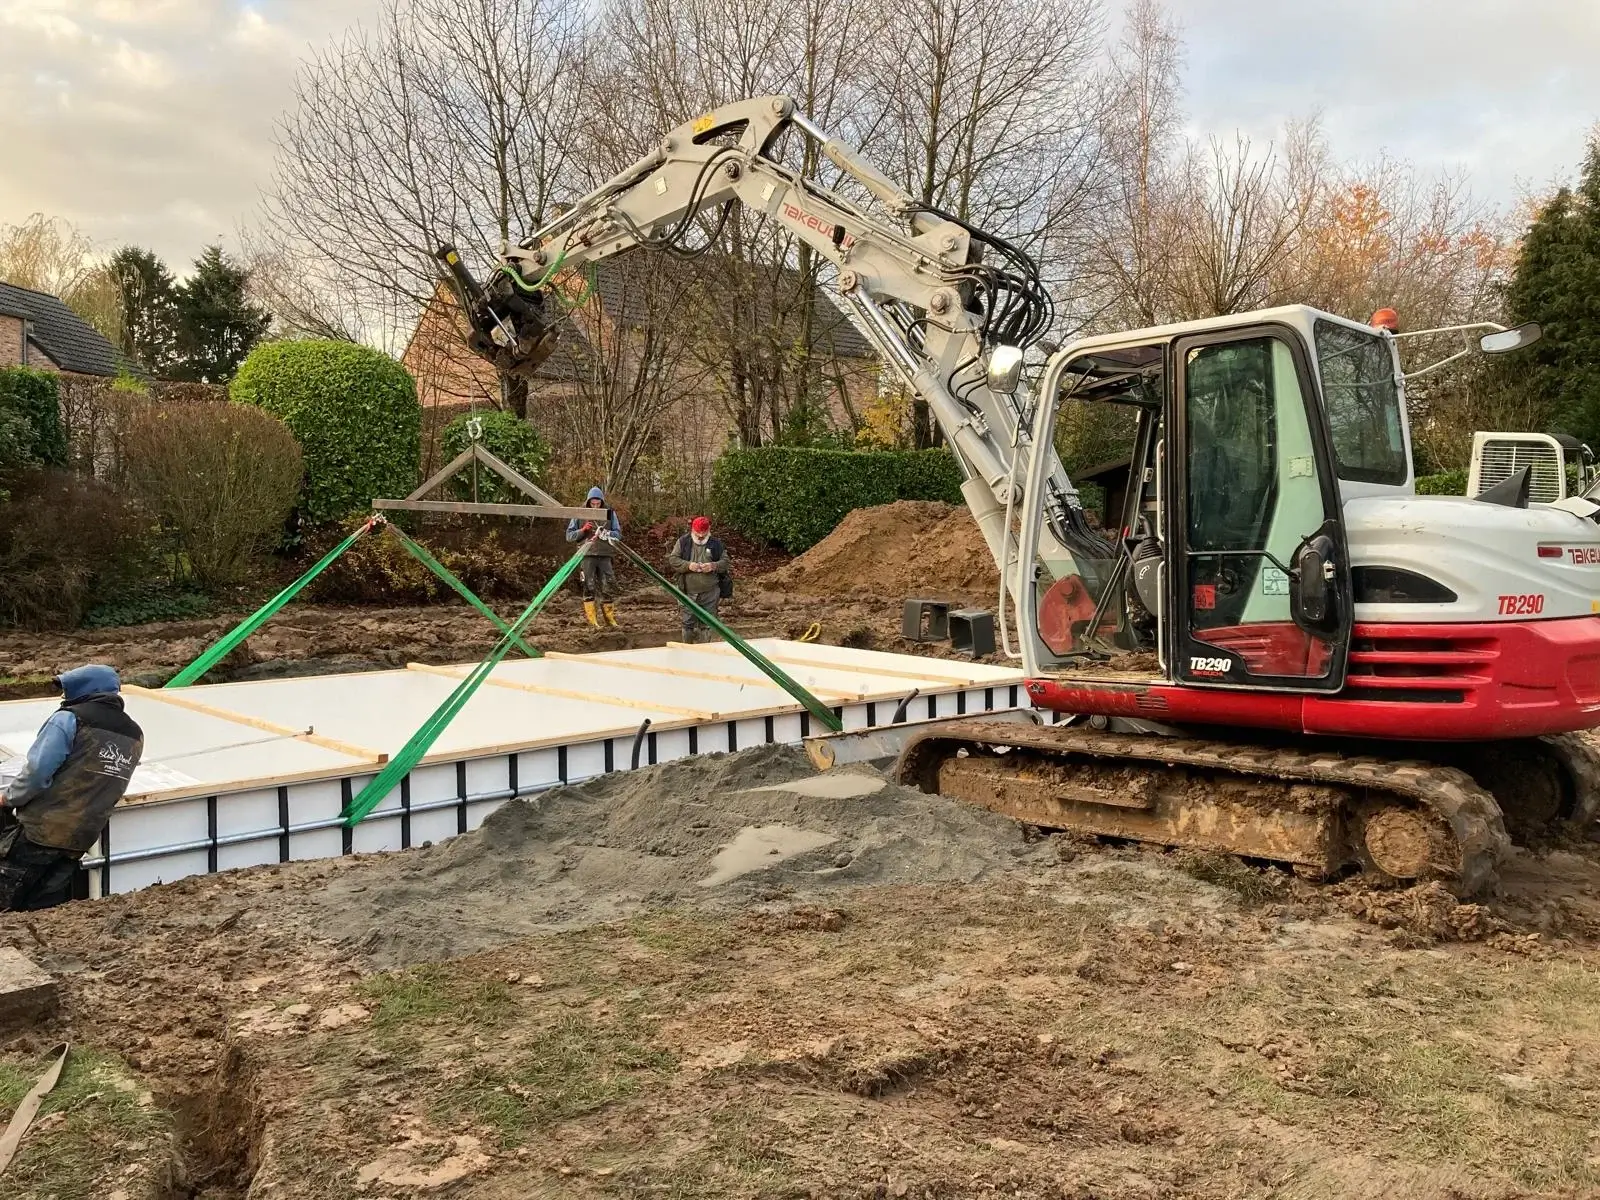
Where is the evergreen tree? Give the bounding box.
[172,245,273,384]
[109,246,180,376]
[1501,136,1600,445]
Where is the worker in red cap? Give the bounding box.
[1370,307,1401,334]
[668,516,732,643]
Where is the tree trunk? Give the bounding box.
[502,373,529,420]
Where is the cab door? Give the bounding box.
[1164,326,1353,690]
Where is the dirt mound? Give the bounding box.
[296,744,1053,966]
[1339,881,1505,942]
[760,501,1000,602]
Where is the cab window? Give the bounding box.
[1313,320,1407,485]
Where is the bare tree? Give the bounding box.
[259,0,594,377]
[0,214,122,342]
[532,261,721,494]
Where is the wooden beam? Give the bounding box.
[373,499,595,521]
[402,446,477,502]
[473,443,562,506]
[125,686,387,764]
[404,662,718,719]
[681,642,997,686]
[539,650,861,701]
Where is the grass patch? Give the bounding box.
[449,1010,676,1146]
[1176,851,1284,903]
[359,964,514,1030]
[0,1048,171,1200]
[626,912,738,960]
[603,1106,795,1198]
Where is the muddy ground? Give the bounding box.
[0,581,1000,699]
[1,743,1599,1199]
[3,554,1600,1198]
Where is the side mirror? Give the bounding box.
[986,345,1025,394]
[1293,534,1336,627]
[1480,323,1542,354]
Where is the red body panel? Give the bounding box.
[1027,616,1600,741]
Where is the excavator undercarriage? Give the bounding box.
[889,719,1600,896]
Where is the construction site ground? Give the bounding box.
[2,507,1600,1199]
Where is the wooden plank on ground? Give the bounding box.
[539,650,860,701]
[678,641,999,686]
[404,662,719,720]
[0,948,57,1034]
[125,686,386,764]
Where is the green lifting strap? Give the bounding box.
[384,523,540,658]
[165,518,377,688]
[613,540,844,733]
[342,546,586,827]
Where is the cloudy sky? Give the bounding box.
[2,0,1598,272]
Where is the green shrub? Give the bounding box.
[307,520,560,605]
[0,367,67,469]
[711,446,964,552]
[1414,469,1468,496]
[230,340,420,523]
[119,400,303,588]
[0,470,154,629]
[84,587,212,628]
[440,410,551,503]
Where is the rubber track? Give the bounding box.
[897,720,1514,896]
[1542,732,1600,827]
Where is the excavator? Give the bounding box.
[439,95,1600,896]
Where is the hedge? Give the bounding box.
[712,446,964,552]
[0,367,67,470]
[440,410,551,503]
[230,340,420,523]
[1414,469,1467,496]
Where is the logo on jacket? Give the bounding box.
[97,743,137,777]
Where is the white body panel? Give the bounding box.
[1346,494,1600,624]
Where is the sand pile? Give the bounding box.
[298,744,1052,966]
[760,501,1001,602]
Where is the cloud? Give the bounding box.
[1164,0,1600,199]
[3,0,1597,276]
[0,0,376,268]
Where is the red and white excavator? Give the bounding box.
[442,95,1600,895]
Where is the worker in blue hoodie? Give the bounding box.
[0,665,143,910]
[565,486,622,627]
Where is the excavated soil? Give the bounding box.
[291,745,1056,967]
[3,748,1600,1198]
[761,501,1002,604]
[5,499,1600,1196]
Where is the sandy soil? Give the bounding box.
[2,747,1599,1199]
[763,500,1001,605]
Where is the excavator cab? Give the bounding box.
[1019,307,1394,696]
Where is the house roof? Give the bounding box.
[584,256,875,360]
[0,281,120,376]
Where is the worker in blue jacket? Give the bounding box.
[0,665,143,910]
[566,486,622,628]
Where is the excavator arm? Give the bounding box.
[440,94,1113,608]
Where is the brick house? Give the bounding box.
[0,281,120,378]
[401,256,881,493]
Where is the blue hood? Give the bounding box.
[58,664,121,701]
[586,487,606,502]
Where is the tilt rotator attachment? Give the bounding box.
[435,244,558,379]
